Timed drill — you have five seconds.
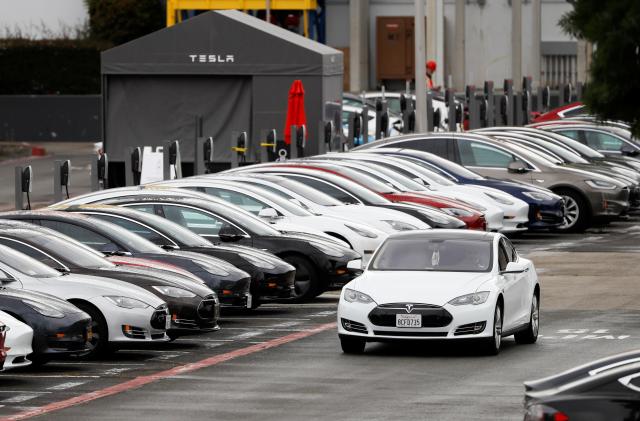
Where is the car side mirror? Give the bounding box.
[413,177,426,186]
[507,160,529,174]
[621,145,639,156]
[218,225,244,243]
[258,207,279,219]
[500,261,528,275]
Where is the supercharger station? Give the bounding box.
[14,165,33,210]
[446,88,457,132]
[484,81,495,127]
[53,160,71,203]
[91,153,109,191]
[163,140,182,180]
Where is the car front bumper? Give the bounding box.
[95,297,170,343]
[337,299,496,340]
[588,188,631,218]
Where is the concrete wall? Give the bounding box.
[326,0,575,90]
[0,0,88,38]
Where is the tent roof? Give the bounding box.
[101,10,342,76]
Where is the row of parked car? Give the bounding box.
[1,101,637,371]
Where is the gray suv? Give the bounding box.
[355,133,631,232]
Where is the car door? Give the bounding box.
[454,138,535,183]
[502,237,531,326]
[497,240,520,331]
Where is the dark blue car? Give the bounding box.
[362,148,565,230]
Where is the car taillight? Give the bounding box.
[525,404,569,421]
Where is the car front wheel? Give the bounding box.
[515,294,539,344]
[554,189,590,232]
[481,304,502,356]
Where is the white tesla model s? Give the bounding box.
[337,230,540,355]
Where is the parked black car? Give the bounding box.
[0,211,251,309]
[0,287,92,364]
[524,351,640,420]
[0,222,219,338]
[56,205,296,307]
[83,193,361,300]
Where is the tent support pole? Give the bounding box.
[303,10,309,37]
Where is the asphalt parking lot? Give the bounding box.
[1,218,639,421]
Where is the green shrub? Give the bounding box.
[85,0,164,45]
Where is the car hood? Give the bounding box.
[30,273,167,307]
[331,205,430,230]
[351,271,493,306]
[170,250,249,277]
[0,287,84,315]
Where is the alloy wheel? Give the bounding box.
[560,195,579,229]
[531,296,539,337]
[494,307,502,350]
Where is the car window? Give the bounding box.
[89,214,174,246]
[285,175,361,205]
[160,205,229,237]
[398,138,450,158]
[458,139,517,168]
[583,131,624,151]
[498,243,509,271]
[0,238,62,268]
[501,238,517,262]
[39,220,121,252]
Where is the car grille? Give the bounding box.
[368,303,452,328]
[454,321,487,336]
[341,318,368,334]
[197,295,218,320]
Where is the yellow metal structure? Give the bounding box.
[167,0,317,37]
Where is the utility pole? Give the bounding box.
[414,0,427,132]
[349,0,369,92]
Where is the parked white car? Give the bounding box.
[0,245,170,356]
[330,153,530,233]
[151,179,389,265]
[0,310,33,370]
[337,230,540,355]
[200,174,431,233]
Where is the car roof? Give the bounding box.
[388,229,497,242]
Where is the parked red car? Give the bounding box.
[257,163,487,230]
[531,102,585,123]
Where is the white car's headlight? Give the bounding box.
[448,291,490,306]
[22,299,65,318]
[484,192,514,206]
[104,296,150,309]
[382,220,418,231]
[241,253,276,270]
[522,191,553,201]
[151,286,197,298]
[345,224,379,239]
[343,288,375,304]
[310,241,345,258]
[585,179,617,190]
[442,207,473,217]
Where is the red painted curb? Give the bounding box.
[0,321,337,421]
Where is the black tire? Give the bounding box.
[339,335,366,354]
[167,332,179,342]
[553,188,590,233]
[73,302,110,359]
[480,304,503,356]
[515,293,539,345]
[282,255,321,302]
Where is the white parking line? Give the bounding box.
[46,382,88,391]
[220,317,311,321]
[2,395,41,404]
[103,367,133,376]
[53,362,145,366]
[0,375,100,379]
[270,321,303,328]
[231,331,264,340]
[309,310,337,317]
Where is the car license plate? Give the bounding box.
[246,294,252,309]
[165,313,171,330]
[396,313,421,328]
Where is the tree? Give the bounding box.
[560,0,640,136]
[85,0,164,46]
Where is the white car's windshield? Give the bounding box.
[371,238,492,272]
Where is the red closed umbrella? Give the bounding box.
[284,79,307,145]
